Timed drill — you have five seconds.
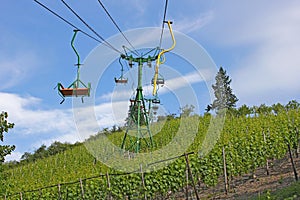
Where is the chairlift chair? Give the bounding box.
[152,105,159,111]
[114,77,128,84]
[152,98,161,104]
[56,30,91,104]
[130,98,135,103]
[115,57,128,84]
[151,74,165,86]
[57,81,91,104]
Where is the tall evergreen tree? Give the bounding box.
[206,67,238,113]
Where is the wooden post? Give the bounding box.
[20,192,23,200]
[184,153,200,200]
[288,143,298,181]
[106,172,112,200]
[222,147,229,194]
[197,174,201,190]
[58,183,62,200]
[296,127,299,158]
[39,189,42,198]
[263,133,270,175]
[79,178,85,199]
[140,164,147,200]
[4,194,6,200]
[185,165,189,200]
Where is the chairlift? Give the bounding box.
[115,57,128,84]
[151,74,165,86]
[129,98,135,104]
[152,98,161,104]
[152,105,159,111]
[114,77,128,84]
[56,30,91,104]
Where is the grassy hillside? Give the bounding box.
[2,109,300,199]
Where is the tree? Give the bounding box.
[206,67,238,113]
[285,100,300,111]
[180,105,195,117]
[0,112,15,162]
[34,144,47,159]
[47,141,69,156]
[257,104,272,116]
[0,111,15,194]
[271,103,285,115]
[237,104,252,117]
[21,152,33,162]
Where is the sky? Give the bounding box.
[1,0,300,161]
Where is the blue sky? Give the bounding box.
[1,0,300,161]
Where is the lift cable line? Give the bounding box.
[33,0,103,44]
[60,0,122,54]
[159,0,169,49]
[97,0,139,56]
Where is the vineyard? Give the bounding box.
[2,104,300,199]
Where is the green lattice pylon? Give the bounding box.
[120,54,158,153]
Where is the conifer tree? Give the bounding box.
[206,67,238,113]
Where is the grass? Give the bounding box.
[253,181,300,200]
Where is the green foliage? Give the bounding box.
[0,111,15,195]
[19,141,76,164]
[0,112,15,162]
[2,103,300,199]
[180,105,195,117]
[207,67,238,113]
[252,181,300,200]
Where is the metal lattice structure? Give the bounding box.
[120,21,176,152]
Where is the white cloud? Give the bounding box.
[99,90,132,102]
[161,70,213,93]
[230,3,300,104]
[0,93,75,136]
[197,2,300,105]
[0,92,78,156]
[173,11,214,34]
[0,52,38,90]
[0,92,129,155]
[4,151,23,162]
[98,70,210,103]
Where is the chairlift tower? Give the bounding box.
[35,0,175,153]
[120,53,159,153]
[119,20,176,153]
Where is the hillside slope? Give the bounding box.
[2,110,300,199]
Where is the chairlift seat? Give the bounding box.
[59,87,90,97]
[152,105,159,110]
[58,83,90,97]
[115,77,128,84]
[152,98,161,104]
[151,78,165,85]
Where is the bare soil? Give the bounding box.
[168,154,300,199]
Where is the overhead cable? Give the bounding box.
[97,0,139,56]
[61,0,122,54]
[33,0,102,44]
[159,0,169,49]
